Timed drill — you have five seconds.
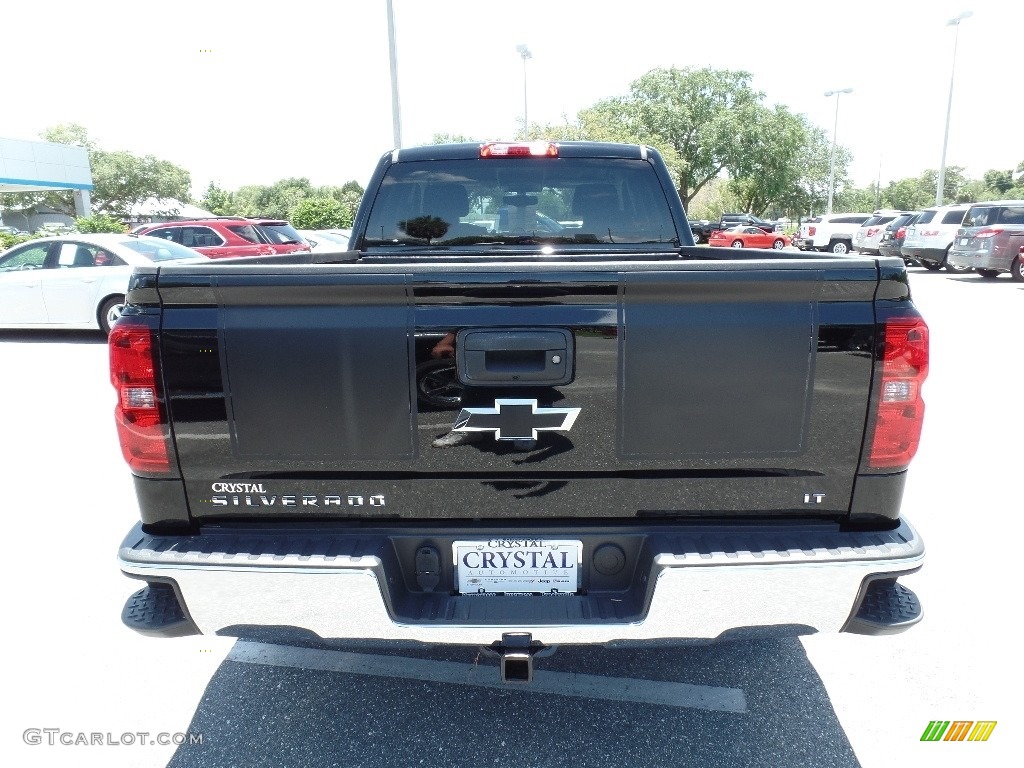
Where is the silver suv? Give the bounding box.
[900,205,970,272]
[947,200,1024,281]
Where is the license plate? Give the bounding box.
[453,539,582,595]
[960,238,969,245]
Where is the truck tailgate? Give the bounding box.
[154,259,878,521]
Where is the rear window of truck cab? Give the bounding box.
[361,157,680,249]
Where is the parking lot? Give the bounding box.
[1,267,1018,768]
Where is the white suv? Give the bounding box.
[900,204,970,272]
[794,213,872,254]
[853,210,908,255]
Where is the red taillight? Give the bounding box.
[109,322,171,475]
[866,227,879,237]
[868,316,929,468]
[480,141,558,158]
[807,226,816,236]
[896,227,907,239]
[973,227,1003,239]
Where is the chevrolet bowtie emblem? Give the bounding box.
[452,399,581,441]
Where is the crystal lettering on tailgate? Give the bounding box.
[211,482,266,494]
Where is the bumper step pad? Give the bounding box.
[122,582,199,638]
[844,578,922,636]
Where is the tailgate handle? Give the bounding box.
[456,328,574,386]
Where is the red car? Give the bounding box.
[136,218,311,259]
[709,226,790,250]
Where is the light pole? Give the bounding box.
[516,44,532,139]
[386,0,402,149]
[824,88,853,215]
[936,11,973,206]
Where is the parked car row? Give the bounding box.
[687,214,784,245]
[0,213,356,334]
[135,217,311,259]
[0,233,208,333]
[900,205,972,272]
[882,200,1024,280]
[877,213,920,262]
[852,210,908,255]
[791,200,1024,281]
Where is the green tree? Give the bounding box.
[932,166,971,203]
[289,196,348,229]
[957,179,987,204]
[840,166,976,213]
[314,184,362,227]
[74,214,126,233]
[524,115,589,142]
[201,182,235,215]
[780,123,852,218]
[628,68,764,206]
[687,177,744,221]
[233,177,313,219]
[833,186,878,213]
[541,68,768,208]
[726,105,808,216]
[89,151,192,217]
[41,123,97,151]
[982,169,1015,196]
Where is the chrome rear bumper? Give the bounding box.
[119,520,924,644]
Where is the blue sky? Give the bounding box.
[4,0,1021,197]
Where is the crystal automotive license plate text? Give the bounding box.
[453,539,582,595]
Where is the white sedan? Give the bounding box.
[0,233,207,334]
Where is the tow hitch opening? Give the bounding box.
[490,632,547,684]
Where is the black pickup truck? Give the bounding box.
[718,213,779,233]
[115,141,927,682]
[687,218,715,244]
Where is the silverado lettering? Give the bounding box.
[210,494,386,507]
[114,141,927,682]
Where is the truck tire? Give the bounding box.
[827,240,849,254]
